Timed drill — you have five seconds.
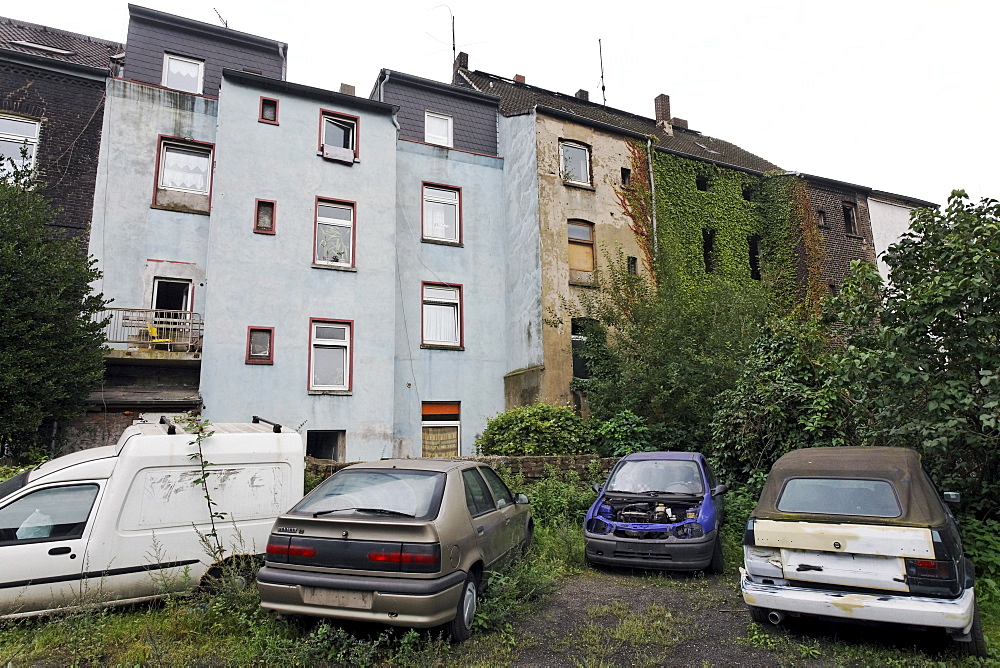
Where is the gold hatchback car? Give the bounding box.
[257,459,532,640]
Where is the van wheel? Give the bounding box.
[958,601,989,658]
[707,538,724,574]
[446,572,479,642]
[748,605,769,624]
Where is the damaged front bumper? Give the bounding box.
[740,568,975,633]
[585,530,717,570]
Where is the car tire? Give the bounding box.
[707,538,724,574]
[748,605,769,624]
[446,572,479,642]
[958,600,989,658]
[521,521,534,556]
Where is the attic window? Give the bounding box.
[696,175,710,191]
[621,168,632,187]
[10,41,76,56]
[161,53,204,94]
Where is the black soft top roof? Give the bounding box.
[753,447,947,527]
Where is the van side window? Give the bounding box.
[0,484,99,545]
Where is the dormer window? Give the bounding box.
[320,110,358,163]
[161,54,204,94]
[424,111,453,147]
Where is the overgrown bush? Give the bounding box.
[593,409,651,457]
[475,404,594,456]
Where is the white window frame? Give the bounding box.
[151,277,191,312]
[310,321,351,391]
[560,141,591,186]
[314,200,354,267]
[422,284,461,347]
[158,142,212,195]
[0,114,40,169]
[161,54,205,94]
[424,111,453,147]
[321,112,357,163]
[422,185,460,243]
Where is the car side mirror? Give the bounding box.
[942,491,961,504]
[592,483,602,494]
[712,484,728,497]
[515,493,529,505]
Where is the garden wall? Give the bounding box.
[306,454,618,482]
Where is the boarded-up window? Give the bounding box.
[422,402,460,458]
[568,220,595,272]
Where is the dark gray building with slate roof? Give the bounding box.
[0,15,123,237]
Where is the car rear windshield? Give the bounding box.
[292,469,446,520]
[606,460,704,495]
[777,478,901,517]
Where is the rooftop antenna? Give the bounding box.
[431,5,456,65]
[599,39,607,105]
[214,8,228,28]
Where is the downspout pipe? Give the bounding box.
[647,138,658,261]
[376,70,402,133]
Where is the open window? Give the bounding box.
[152,278,191,313]
[319,110,358,163]
[843,203,859,235]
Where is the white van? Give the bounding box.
[0,419,304,618]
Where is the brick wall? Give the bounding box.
[382,79,498,155]
[306,454,617,483]
[0,61,106,238]
[806,181,877,289]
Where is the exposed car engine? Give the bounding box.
[606,498,699,524]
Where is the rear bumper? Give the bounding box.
[740,568,975,632]
[257,566,466,627]
[585,531,716,570]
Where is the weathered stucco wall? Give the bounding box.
[391,139,507,455]
[534,115,645,406]
[89,79,217,316]
[200,76,399,462]
[498,112,545,408]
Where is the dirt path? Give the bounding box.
[454,568,961,667]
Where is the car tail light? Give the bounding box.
[904,558,955,580]
[368,543,440,573]
[266,536,317,561]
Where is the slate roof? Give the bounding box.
[457,69,779,174]
[0,15,123,71]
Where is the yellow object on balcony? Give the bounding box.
[147,324,171,343]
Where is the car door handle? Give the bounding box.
[48,546,72,556]
[476,526,485,536]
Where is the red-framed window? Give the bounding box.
[259,97,279,125]
[245,326,274,364]
[254,198,276,235]
[318,109,360,163]
[308,318,353,391]
[422,182,462,244]
[421,282,463,348]
[313,197,356,268]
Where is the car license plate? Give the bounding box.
[302,587,374,609]
[617,542,669,555]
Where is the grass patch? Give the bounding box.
[550,601,686,668]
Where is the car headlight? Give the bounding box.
[586,517,611,534]
[674,522,704,539]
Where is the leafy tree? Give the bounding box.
[0,159,108,457]
[572,251,769,451]
[710,315,857,484]
[475,404,594,456]
[828,192,1000,517]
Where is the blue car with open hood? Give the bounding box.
[584,451,727,572]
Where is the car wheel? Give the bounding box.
[446,572,479,642]
[748,605,769,624]
[958,601,989,658]
[707,538,724,574]
[521,521,534,556]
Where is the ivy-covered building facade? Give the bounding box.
[454,55,855,409]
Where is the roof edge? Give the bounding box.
[128,4,286,52]
[380,69,500,104]
[869,190,939,209]
[0,15,124,50]
[222,69,397,115]
[0,47,109,78]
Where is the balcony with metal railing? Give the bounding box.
[97,308,204,361]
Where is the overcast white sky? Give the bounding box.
[13,0,998,205]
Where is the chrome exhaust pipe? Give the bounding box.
[767,610,785,625]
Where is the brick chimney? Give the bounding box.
[654,94,673,135]
[672,117,688,130]
[514,74,526,84]
[339,83,355,96]
[452,52,469,85]
[575,89,589,101]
